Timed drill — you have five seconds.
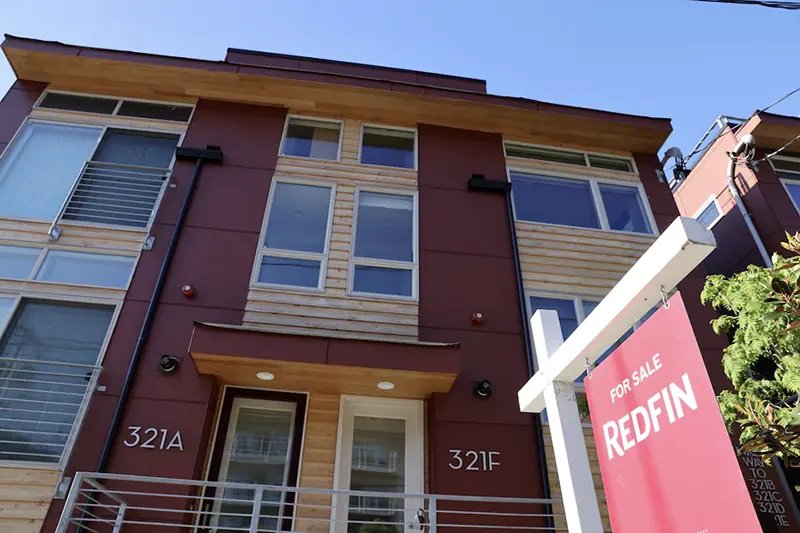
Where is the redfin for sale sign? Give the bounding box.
[585,292,761,533]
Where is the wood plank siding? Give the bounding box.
[0,467,59,533]
[243,117,420,342]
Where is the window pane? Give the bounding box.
[773,159,800,173]
[353,266,412,297]
[588,154,634,172]
[784,181,800,211]
[265,182,332,254]
[0,245,41,280]
[696,200,721,229]
[360,127,415,169]
[116,101,193,122]
[36,251,135,288]
[0,122,102,220]
[348,416,406,533]
[355,192,414,262]
[38,93,118,114]
[258,256,321,288]
[0,300,113,463]
[599,183,652,234]
[505,144,587,167]
[529,297,578,339]
[282,118,340,161]
[511,173,600,229]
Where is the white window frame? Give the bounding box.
[331,396,424,533]
[357,123,418,171]
[507,166,659,236]
[34,89,196,124]
[278,115,344,162]
[0,291,122,469]
[692,194,723,230]
[0,241,138,290]
[348,186,419,301]
[250,177,337,293]
[0,114,186,232]
[503,140,639,175]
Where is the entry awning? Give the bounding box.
[188,322,460,399]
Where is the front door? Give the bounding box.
[333,397,424,533]
[207,390,306,532]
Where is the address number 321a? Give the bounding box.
[124,426,184,451]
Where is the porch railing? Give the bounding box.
[48,160,171,239]
[0,357,101,467]
[56,472,568,532]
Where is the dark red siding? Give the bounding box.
[0,80,45,146]
[418,124,544,499]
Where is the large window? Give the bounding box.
[0,91,186,231]
[350,190,416,298]
[510,171,654,234]
[280,117,342,161]
[359,126,416,170]
[0,299,114,464]
[255,181,335,290]
[0,245,135,289]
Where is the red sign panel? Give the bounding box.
[585,292,761,533]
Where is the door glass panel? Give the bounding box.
[348,416,406,533]
[216,401,296,533]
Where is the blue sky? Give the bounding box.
[0,0,797,157]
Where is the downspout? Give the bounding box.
[727,134,773,268]
[95,145,224,473]
[467,175,554,531]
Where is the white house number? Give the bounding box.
[124,426,184,451]
[448,449,500,471]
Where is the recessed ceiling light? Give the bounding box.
[377,381,395,390]
[256,372,275,381]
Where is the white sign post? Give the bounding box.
[518,217,716,533]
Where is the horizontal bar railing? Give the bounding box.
[49,160,171,238]
[56,472,570,532]
[0,357,101,466]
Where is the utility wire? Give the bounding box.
[762,86,800,113]
[692,0,800,9]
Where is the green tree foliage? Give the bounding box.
[701,233,800,467]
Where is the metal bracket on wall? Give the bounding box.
[53,476,72,500]
[143,235,155,251]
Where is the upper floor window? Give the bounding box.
[504,142,635,173]
[510,171,654,234]
[350,189,417,298]
[693,195,722,230]
[280,117,342,161]
[360,126,416,170]
[772,156,800,213]
[0,298,114,464]
[255,180,335,290]
[0,120,179,229]
[0,245,135,288]
[37,91,193,122]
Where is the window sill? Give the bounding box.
[356,160,417,173]
[278,153,341,164]
[347,289,418,303]
[514,219,659,239]
[0,459,62,470]
[250,282,325,295]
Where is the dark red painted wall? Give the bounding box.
[417,124,544,499]
[40,100,288,529]
[0,80,45,149]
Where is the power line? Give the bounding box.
[692,0,800,9]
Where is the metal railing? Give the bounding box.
[49,161,171,238]
[0,356,101,466]
[231,434,290,463]
[56,472,567,532]
[352,444,399,473]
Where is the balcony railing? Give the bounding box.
[56,472,566,532]
[49,161,171,238]
[0,357,101,466]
